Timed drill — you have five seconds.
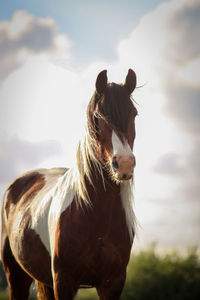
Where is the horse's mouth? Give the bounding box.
[117,173,133,181]
[111,170,133,182]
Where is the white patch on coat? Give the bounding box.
[48,168,77,280]
[9,207,30,260]
[30,168,67,255]
[48,168,76,257]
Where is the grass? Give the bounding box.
[0,291,37,300]
[0,289,98,300]
[78,288,98,299]
[0,291,8,300]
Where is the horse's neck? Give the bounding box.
[76,154,134,240]
[86,160,121,208]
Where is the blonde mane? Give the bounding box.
[69,126,104,206]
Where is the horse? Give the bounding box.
[1,69,138,300]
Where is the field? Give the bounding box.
[0,289,98,300]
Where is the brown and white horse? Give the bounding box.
[1,69,138,300]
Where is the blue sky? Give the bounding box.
[0,0,199,251]
[0,0,164,64]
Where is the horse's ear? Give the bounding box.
[96,70,107,95]
[124,69,137,94]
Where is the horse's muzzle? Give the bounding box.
[112,154,136,181]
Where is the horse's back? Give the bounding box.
[2,167,67,221]
[1,167,67,285]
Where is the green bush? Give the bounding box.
[121,245,200,300]
[0,291,8,300]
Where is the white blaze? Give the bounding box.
[112,131,133,157]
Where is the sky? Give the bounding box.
[0,0,200,252]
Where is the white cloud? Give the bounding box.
[0,57,89,169]
[116,0,200,78]
[6,10,35,39]
[166,0,200,65]
[0,10,72,83]
[0,136,61,183]
[115,0,200,134]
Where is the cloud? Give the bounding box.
[0,57,87,150]
[117,0,200,67]
[162,0,200,134]
[0,136,61,184]
[136,139,200,249]
[179,142,200,201]
[153,152,185,175]
[166,0,200,65]
[152,141,200,204]
[115,0,200,136]
[0,10,72,83]
[164,78,200,135]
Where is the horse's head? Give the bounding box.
[87,69,137,182]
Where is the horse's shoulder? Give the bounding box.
[4,167,67,217]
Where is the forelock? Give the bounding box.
[97,83,136,132]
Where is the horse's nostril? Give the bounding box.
[112,160,119,170]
